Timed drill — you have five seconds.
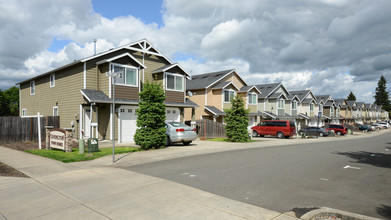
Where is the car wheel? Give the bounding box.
[277,132,284,139]
[299,131,303,136]
[252,130,259,137]
[183,141,191,146]
[165,136,172,146]
[337,131,341,136]
[319,132,324,137]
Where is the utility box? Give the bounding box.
[87,138,99,153]
[79,139,85,154]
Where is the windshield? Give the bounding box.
[168,122,188,127]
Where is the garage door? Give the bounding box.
[166,107,180,122]
[119,106,138,143]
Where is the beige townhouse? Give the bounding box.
[17,39,197,143]
[184,69,261,127]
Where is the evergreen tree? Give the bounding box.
[225,95,249,142]
[134,81,166,150]
[0,86,19,116]
[374,75,391,111]
[346,91,356,101]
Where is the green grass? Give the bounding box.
[26,147,140,163]
[206,138,257,142]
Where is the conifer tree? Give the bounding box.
[134,81,166,150]
[225,95,249,142]
[374,75,391,111]
[346,91,356,101]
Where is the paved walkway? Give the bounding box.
[1,129,389,220]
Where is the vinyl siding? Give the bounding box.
[113,85,139,100]
[166,90,184,103]
[185,89,206,120]
[20,63,84,132]
[212,89,222,109]
[98,63,110,95]
[248,104,257,113]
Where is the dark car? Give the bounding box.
[299,127,330,137]
[358,125,372,131]
[324,124,347,135]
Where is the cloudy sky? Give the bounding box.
[1,0,391,103]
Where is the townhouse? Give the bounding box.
[17,39,197,142]
[184,69,261,127]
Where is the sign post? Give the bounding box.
[106,69,122,163]
[317,111,322,138]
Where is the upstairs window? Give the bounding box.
[292,101,297,110]
[248,93,257,105]
[319,104,323,113]
[277,99,285,109]
[224,90,235,103]
[112,65,138,86]
[22,109,27,116]
[50,74,55,88]
[166,74,183,91]
[30,81,35,95]
[310,103,314,111]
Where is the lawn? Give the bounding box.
[26,147,140,163]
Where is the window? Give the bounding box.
[292,101,297,110]
[319,105,323,113]
[53,106,58,116]
[166,74,183,91]
[50,74,55,87]
[112,65,138,86]
[224,90,235,103]
[277,99,285,109]
[30,81,35,95]
[310,103,314,111]
[248,93,257,105]
[22,109,27,116]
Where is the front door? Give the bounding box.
[84,109,91,138]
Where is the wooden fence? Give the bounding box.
[0,116,60,144]
[188,119,226,139]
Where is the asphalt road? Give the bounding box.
[125,133,391,219]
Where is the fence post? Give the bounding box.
[37,113,42,149]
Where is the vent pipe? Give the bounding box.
[93,39,97,55]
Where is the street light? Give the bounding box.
[106,69,122,163]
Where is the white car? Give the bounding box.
[165,122,198,146]
[378,121,389,129]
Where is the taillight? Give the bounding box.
[193,128,196,131]
[176,128,185,132]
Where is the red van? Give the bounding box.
[324,124,347,135]
[251,120,296,139]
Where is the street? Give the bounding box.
[126,133,391,219]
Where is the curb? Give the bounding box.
[300,207,383,220]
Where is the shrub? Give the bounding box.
[225,95,249,142]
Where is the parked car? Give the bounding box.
[165,122,198,146]
[378,121,389,129]
[324,124,347,135]
[251,120,296,139]
[358,125,372,131]
[371,123,382,130]
[299,127,330,137]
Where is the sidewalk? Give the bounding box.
[0,146,296,219]
[1,129,389,220]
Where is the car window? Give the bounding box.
[168,122,188,127]
[289,121,295,127]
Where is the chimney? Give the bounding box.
[93,39,97,55]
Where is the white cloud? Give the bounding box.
[1,0,391,104]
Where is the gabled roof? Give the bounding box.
[186,69,243,90]
[204,106,226,116]
[288,90,317,103]
[251,83,290,99]
[287,94,300,101]
[212,81,240,91]
[346,100,356,108]
[315,95,333,104]
[356,102,365,108]
[334,99,346,106]
[324,100,335,107]
[17,38,180,85]
[302,98,316,104]
[239,85,261,94]
[96,52,146,69]
[152,63,190,77]
[268,92,288,99]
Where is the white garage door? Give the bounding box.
[118,106,138,143]
[166,107,180,122]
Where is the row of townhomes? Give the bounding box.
[17,39,389,142]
